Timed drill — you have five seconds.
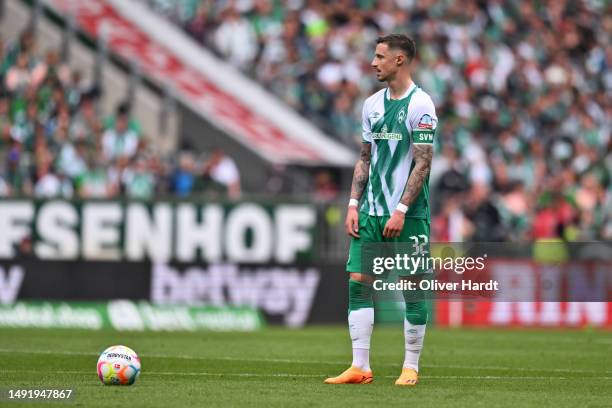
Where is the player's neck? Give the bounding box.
[387,75,413,100]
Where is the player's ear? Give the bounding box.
[396,53,404,66]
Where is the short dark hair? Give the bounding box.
[376,34,416,62]
[117,101,131,117]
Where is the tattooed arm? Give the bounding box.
[383,143,433,238]
[350,143,372,200]
[345,143,371,238]
[399,143,433,207]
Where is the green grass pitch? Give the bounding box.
[0,326,610,407]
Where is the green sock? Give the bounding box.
[348,279,374,311]
[403,298,428,325]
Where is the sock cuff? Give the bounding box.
[348,279,374,311]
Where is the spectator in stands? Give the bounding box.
[57,137,88,179]
[312,169,339,202]
[330,90,358,147]
[123,155,156,199]
[432,194,474,242]
[464,183,506,241]
[170,151,196,197]
[102,103,140,162]
[70,91,102,142]
[33,158,73,198]
[185,1,213,43]
[214,5,258,68]
[250,0,283,47]
[5,53,36,92]
[106,155,129,197]
[77,155,110,198]
[5,136,29,195]
[203,148,241,199]
[0,92,11,144]
[65,69,85,109]
[32,50,71,89]
[1,30,35,83]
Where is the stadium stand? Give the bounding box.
[143,0,611,241]
[0,27,243,199]
[0,0,610,242]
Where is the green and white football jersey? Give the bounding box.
[360,83,437,219]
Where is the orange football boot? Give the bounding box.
[394,368,418,386]
[324,366,373,384]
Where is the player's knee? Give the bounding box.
[348,279,374,311]
[349,272,374,284]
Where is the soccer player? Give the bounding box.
[324,34,436,386]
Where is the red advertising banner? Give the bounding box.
[434,260,612,328]
[435,301,612,327]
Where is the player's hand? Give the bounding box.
[345,206,360,238]
[383,211,405,238]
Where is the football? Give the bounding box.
[97,345,141,386]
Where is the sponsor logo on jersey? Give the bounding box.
[416,114,435,130]
[368,111,382,125]
[372,124,403,140]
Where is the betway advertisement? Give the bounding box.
[0,199,343,328]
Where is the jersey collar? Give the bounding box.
[385,82,417,101]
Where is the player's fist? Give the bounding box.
[383,211,405,238]
[345,206,360,238]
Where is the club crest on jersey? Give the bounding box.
[397,107,406,124]
[417,114,435,130]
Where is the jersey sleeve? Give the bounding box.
[408,93,437,145]
[361,102,372,144]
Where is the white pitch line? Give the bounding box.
[208,356,611,375]
[0,348,94,356]
[0,368,611,381]
[0,348,608,375]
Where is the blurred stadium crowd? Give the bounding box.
[146,0,611,240]
[1,0,611,242]
[0,29,241,200]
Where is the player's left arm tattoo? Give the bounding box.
[399,144,433,207]
[350,143,371,200]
